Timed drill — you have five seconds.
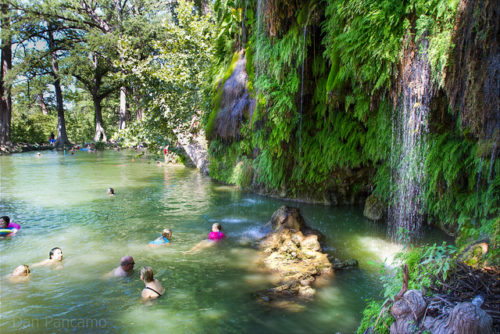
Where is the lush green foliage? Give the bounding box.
[11,112,56,144]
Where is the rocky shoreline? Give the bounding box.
[0,143,54,155]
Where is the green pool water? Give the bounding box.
[0,150,448,333]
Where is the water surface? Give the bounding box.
[0,150,447,333]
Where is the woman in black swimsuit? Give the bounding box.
[140,266,165,300]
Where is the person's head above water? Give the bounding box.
[120,256,135,271]
[49,247,63,261]
[162,229,172,239]
[0,216,10,228]
[12,264,30,276]
[140,266,154,283]
[107,188,115,195]
[212,223,222,232]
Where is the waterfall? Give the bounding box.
[389,38,432,242]
[298,26,306,186]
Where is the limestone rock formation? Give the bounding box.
[255,206,333,308]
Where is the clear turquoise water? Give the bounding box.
[0,150,448,333]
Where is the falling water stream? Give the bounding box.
[389,38,432,241]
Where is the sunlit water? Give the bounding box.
[0,151,448,333]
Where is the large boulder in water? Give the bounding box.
[255,206,333,308]
[363,194,384,221]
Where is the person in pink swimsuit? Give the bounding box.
[186,223,226,254]
[208,223,225,241]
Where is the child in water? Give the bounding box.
[6,265,30,283]
[0,216,20,237]
[186,223,225,254]
[148,229,172,247]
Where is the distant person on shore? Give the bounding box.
[140,266,165,300]
[6,265,31,283]
[107,188,115,196]
[186,223,226,254]
[148,229,172,247]
[105,256,135,278]
[163,145,169,163]
[49,132,55,145]
[0,216,20,237]
[32,247,64,269]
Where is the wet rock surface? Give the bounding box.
[363,194,384,221]
[255,206,343,309]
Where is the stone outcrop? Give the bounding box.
[255,206,333,307]
[389,289,494,334]
[363,194,384,221]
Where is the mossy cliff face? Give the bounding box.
[206,0,499,244]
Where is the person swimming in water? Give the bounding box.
[6,265,31,283]
[104,256,135,278]
[107,188,115,196]
[186,223,225,254]
[148,229,172,247]
[140,266,165,301]
[32,247,64,269]
[0,216,20,237]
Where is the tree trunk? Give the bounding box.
[93,95,107,142]
[119,85,128,130]
[39,94,48,115]
[48,26,71,149]
[0,3,12,146]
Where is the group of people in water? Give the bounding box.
[1,212,226,301]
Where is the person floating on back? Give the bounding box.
[148,229,172,247]
[32,247,64,269]
[186,223,226,254]
[140,266,165,301]
[0,216,20,238]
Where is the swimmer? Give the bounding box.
[105,256,135,278]
[37,152,41,157]
[0,216,20,237]
[140,266,165,300]
[107,187,115,196]
[32,247,64,269]
[6,265,30,283]
[186,223,226,254]
[148,229,172,247]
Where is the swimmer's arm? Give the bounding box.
[31,259,50,268]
